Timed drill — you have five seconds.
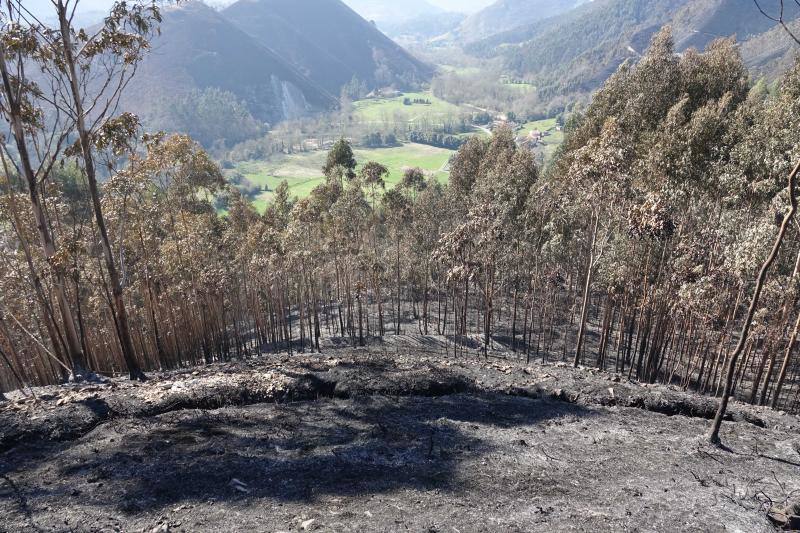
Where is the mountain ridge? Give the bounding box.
[463,0,800,110]
[126,1,336,127]
[223,0,434,95]
[456,0,590,42]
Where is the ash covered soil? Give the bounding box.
[2,337,800,532]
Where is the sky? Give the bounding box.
[27,0,111,16]
[26,0,496,21]
[426,0,493,12]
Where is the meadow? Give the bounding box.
[352,91,466,125]
[228,94,565,212]
[518,117,564,163]
[518,117,560,137]
[235,142,455,211]
[503,81,535,92]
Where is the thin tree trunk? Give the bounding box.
[772,309,800,408]
[57,3,145,381]
[574,214,599,368]
[709,159,800,444]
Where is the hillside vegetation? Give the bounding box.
[126,1,336,130]
[224,0,433,95]
[6,1,800,530]
[7,23,800,428]
[456,0,800,116]
[456,0,589,42]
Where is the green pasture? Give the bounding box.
[233,143,455,212]
[352,91,465,125]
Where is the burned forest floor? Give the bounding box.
[2,335,800,532]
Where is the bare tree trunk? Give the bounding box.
[574,214,599,368]
[772,309,800,408]
[709,160,800,444]
[0,47,88,378]
[396,233,402,335]
[56,2,145,380]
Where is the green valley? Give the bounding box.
[232,142,454,211]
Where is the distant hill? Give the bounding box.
[126,2,336,130]
[740,18,800,81]
[343,0,465,43]
[494,0,688,96]
[343,0,442,26]
[223,0,434,95]
[670,0,800,50]
[428,0,494,14]
[456,0,589,42]
[382,11,467,42]
[466,0,800,109]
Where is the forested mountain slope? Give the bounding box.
[499,0,688,98]
[670,0,800,51]
[223,0,434,94]
[467,0,800,104]
[456,0,589,42]
[125,2,336,134]
[740,18,800,80]
[381,11,467,42]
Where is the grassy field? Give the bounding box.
[519,118,559,137]
[518,118,565,164]
[234,143,455,212]
[456,126,491,140]
[503,81,535,92]
[352,91,465,126]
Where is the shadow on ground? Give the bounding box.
[1,392,592,521]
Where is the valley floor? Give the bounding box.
[1,336,799,532]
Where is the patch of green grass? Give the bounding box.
[352,91,464,125]
[455,126,491,140]
[439,65,483,76]
[354,144,452,186]
[232,143,454,212]
[503,81,535,92]
[519,118,559,137]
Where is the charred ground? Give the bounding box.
[1,336,799,532]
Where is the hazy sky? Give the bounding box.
[26,0,110,17]
[26,0,495,21]
[427,0,493,12]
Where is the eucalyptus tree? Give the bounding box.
[0,6,88,377]
[330,177,370,343]
[564,119,630,367]
[0,0,162,380]
[323,138,357,187]
[382,186,412,335]
[53,0,162,380]
[405,173,440,335]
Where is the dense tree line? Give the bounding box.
[406,131,464,150]
[403,97,431,105]
[2,4,800,443]
[361,131,398,148]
